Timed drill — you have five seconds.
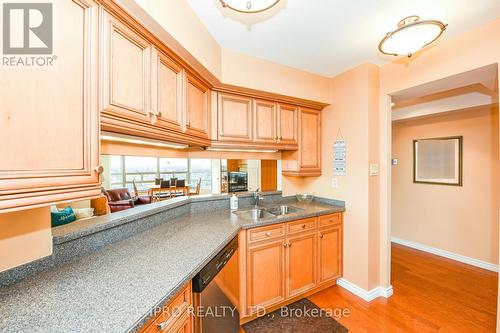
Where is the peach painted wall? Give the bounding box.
[378,18,500,289]
[221,48,330,103]
[392,106,499,264]
[283,63,381,291]
[0,207,52,272]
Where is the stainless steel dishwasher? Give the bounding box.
[192,237,240,333]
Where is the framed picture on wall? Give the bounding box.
[413,136,463,186]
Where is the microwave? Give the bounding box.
[228,172,248,192]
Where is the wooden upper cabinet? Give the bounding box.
[247,239,286,311]
[0,0,101,212]
[102,11,151,122]
[278,104,298,146]
[282,108,321,176]
[218,93,253,142]
[152,48,183,132]
[286,232,317,298]
[300,108,321,170]
[253,100,277,144]
[185,73,210,139]
[318,225,343,284]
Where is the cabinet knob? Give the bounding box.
[94,165,104,174]
[265,231,271,237]
[279,136,283,140]
[220,131,224,136]
[275,136,278,141]
[283,243,288,247]
[319,233,324,239]
[157,111,162,118]
[301,224,306,229]
[288,242,292,247]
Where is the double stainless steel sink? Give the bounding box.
[233,205,304,221]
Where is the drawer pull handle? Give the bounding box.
[157,320,170,330]
[265,231,271,237]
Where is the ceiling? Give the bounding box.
[187,0,500,77]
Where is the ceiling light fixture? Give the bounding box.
[378,16,447,58]
[101,132,189,150]
[219,0,280,13]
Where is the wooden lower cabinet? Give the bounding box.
[241,213,343,320]
[247,239,286,311]
[286,232,317,298]
[318,225,343,284]
[140,282,193,333]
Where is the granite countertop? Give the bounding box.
[0,200,344,333]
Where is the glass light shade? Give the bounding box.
[220,0,280,13]
[379,16,447,57]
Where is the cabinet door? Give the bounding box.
[185,73,210,139]
[247,239,286,311]
[278,104,298,145]
[299,108,321,171]
[254,100,277,144]
[0,0,101,212]
[318,226,342,284]
[152,49,183,132]
[286,233,317,298]
[102,11,151,122]
[218,93,253,142]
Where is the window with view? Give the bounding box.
[102,155,212,193]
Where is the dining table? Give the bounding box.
[148,184,190,202]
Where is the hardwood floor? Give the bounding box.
[308,243,498,333]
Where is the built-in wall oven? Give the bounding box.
[192,237,239,333]
[228,172,248,193]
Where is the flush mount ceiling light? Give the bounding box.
[378,15,447,58]
[219,0,280,13]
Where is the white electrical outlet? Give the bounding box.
[331,178,339,188]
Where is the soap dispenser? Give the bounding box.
[230,193,239,211]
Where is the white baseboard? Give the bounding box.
[391,237,498,272]
[337,278,394,302]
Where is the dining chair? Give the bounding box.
[188,178,202,196]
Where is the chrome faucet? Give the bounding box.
[253,188,264,207]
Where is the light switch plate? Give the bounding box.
[392,158,398,166]
[369,164,379,176]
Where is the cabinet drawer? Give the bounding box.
[141,283,192,333]
[248,224,285,243]
[318,213,342,228]
[286,217,317,234]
